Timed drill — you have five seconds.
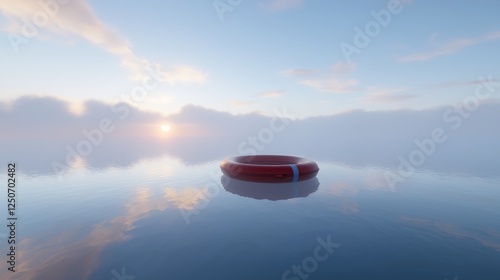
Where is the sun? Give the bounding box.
[160,125,171,132]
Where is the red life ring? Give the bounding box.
[220,155,319,183]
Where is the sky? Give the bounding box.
[1,0,499,118]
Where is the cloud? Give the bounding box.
[293,63,406,98]
[428,75,500,89]
[260,90,284,98]
[2,96,500,179]
[127,99,500,179]
[300,78,360,93]
[160,65,207,84]
[399,30,500,62]
[0,96,169,174]
[281,68,316,77]
[230,100,254,107]
[363,88,416,103]
[260,0,304,11]
[332,62,356,76]
[294,62,361,94]
[0,0,206,83]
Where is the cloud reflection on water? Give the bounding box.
[400,216,500,253]
[0,182,215,279]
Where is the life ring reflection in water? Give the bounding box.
[221,175,320,201]
[220,155,319,183]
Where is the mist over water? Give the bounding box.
[2,96,499,179]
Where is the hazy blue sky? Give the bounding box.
[1,0,499,117]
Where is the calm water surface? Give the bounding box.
[1,155,499,280]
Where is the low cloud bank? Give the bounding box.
[1,96,499,178]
